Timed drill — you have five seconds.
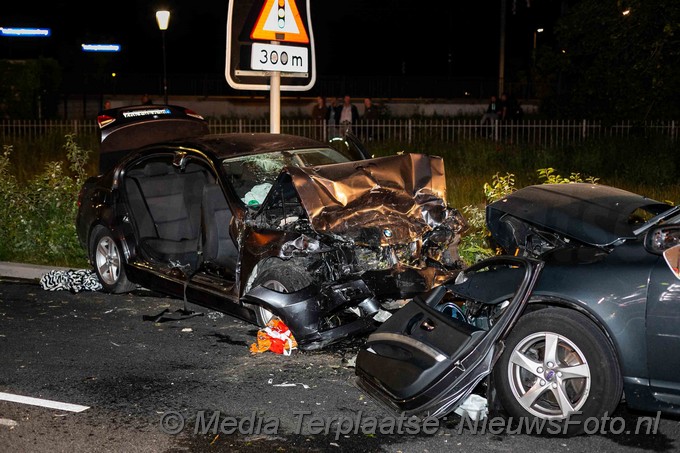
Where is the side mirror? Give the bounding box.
[644,225,680,255]
[663,245,680,280]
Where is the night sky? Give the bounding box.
[0,1,560,79]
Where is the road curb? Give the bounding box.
[0,262,80,282]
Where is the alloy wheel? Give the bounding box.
[507,331,591,419]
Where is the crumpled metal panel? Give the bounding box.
[284,153,450,246]
[487,183,674,247]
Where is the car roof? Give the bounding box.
[487,183,673,246]
[173,133,332,159]
[97,105,333,172]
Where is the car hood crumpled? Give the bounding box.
[486,183,674,247]
[283,153,456,246]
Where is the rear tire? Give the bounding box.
[493,307,622,436]
[91,226,136,293]
[250,263,312,327]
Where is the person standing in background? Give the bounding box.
[327,96,340,138]
[310,96,328,140]
[338,95,359,134]
[362,98,379,140]
[362,98,378,120]
[480,95,499,125]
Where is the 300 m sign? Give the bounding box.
[250,43,308,73]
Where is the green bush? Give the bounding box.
[457,169,600,265]
[0,135,91,267]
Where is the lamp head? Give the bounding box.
[156,10,170,31]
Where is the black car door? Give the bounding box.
[355,256,543,419]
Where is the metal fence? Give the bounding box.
[1,119,678,148]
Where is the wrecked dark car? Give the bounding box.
[356,183,680,435]
[76,105,467,350]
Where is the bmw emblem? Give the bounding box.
[383,228,393,238]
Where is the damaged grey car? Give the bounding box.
[356,182,680,435]
[76,105,467,350]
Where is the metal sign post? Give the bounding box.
[270,61,281,133]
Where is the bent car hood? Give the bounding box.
[487,183,673,247]
[284,153,451,245]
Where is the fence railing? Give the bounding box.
[1,119,678,148]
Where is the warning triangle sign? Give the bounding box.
[250,0,309,44]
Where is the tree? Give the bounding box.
[0,58,61,119]
[542,0,680,121]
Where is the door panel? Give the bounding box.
[355,256,543,418]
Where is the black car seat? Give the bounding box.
[125,160,208,267]
[201,183,238,270]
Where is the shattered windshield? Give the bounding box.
[221,148,351,207]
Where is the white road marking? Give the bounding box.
[0,392,89,412]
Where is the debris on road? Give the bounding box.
[39,269,102,293]
[250,319,297,355]
[453,394,488,421]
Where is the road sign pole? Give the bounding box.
[270,70,280,133]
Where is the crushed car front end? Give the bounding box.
[240,153,467,349]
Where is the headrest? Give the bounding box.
[144,162,172,177]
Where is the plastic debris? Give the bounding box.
[373,309,392,323]
[206,311,225,320]
[271,382,310,389]
[242,182,272,207]
[342,354,357,368]
[0,418,18,428]
[249,319,297,355]
[142,308,203,323]
[454,394,488,421]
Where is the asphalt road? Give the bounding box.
[1,276,679,452]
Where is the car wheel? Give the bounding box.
[91,227,136,293]
[250,264,312,327]
[493,307,622,436]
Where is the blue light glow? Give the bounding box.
[81,44,122,53]
[0,27,51,37]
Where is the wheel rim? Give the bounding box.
[95,235,121,286]
[258,279,287,325]
[507,331,591,419]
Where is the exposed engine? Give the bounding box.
[496,214,576,258]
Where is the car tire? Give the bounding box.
[250,263,312,327]
[493,307,623,436]
[91,226,136,294]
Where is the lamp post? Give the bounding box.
[498,0,506,96]
[155,10,170,105]
[532,28,544,66]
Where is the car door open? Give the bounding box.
[355,255,543,419]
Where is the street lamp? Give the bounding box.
[155,10,170,105]
[532,28,544,66]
